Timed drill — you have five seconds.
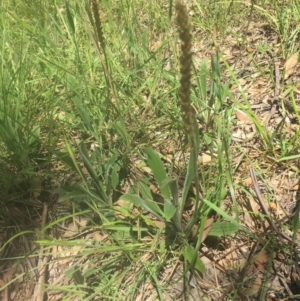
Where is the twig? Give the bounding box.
[217,241,260,301]
[33,203,49,301]
[264,61,280,125]
[249,166,292,242]
[278,275,293,297]
[3,287,9,301]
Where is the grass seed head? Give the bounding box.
[175,0,195,146]
[91,0,106,52]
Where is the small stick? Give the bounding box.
[249,166,292,242]
[217,241,260,301]
[33,203,49,301]
[264,61,280,125]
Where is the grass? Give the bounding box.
[0,0,300,300]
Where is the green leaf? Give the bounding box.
[163,199,176,222]
[112,121,129,147]
[31,176,42,197]
[278,154,300,161]
[180,150,196,214]
[84,268,97,278]
[203,199,250,235]
[164,178,179,209]
[120,194,164,221]
[111,164,120,189]
[163,178,178,204]
[139,181,153,201]
[105,153,120,190]
[164,178,182,229]
[102,225,148,232]
[144,147,170,200]
[184,245,206,273]
[29,125,40,146]
[0,118,19,151]
[77,142,109,204]
[65,266,84,284]
[55,151,78,171]
[66,2,75,35]
[72,95,93,133]
[209,221,239,237]
[199,59,208,102]
[58,190,87,202]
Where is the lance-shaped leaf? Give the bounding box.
[144,147,171,200]
[120,194,164,221]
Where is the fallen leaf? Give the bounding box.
[254,249,268,273]
[243,277,262,296]
[219,246,245,270]
[238,78,247,86]
[152,220,165,229]
[286,122,294,136]
[62,223,78,238]
[3,268,14,282]
[284,53,299,79]
[151,40,162,52]
[93,231,105,242]
[232,128,246,140]
[249,197,260,214]
[191,217,214,242]
[0,279,5,287]
[223,48,233,59]
[236,110,250,121]
[246,46,255,53]
[199,153,211,165]
[113,199,133,219]
[201,217,214,242]
[75,217,88,227]
[244,177,252,185]
[257,79,266,86]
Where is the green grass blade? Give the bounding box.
[184,245,206,273]
[66,2,76,35]
[179,150,196,218]
[120,194,164,221]
[77,142,110,204]
[144,147,171,200]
